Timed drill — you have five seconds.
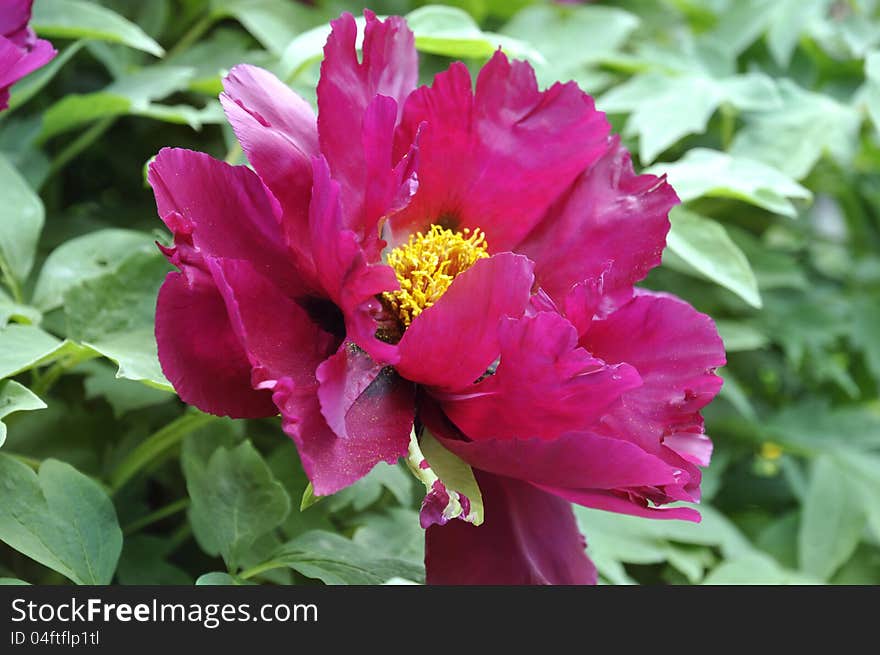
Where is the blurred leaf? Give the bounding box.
[0,381,46,448]
[665,206,762,308]
[352,508,424,566]
[703,552,819,584]
[0,324,81,379]
[0,578,30,585]
[716,320,769,352]
[269,530,425,585]
[32,0,164,57]
[0,155,44,288]
[184,440,291,571]
[500,4,638,84]
[651,148,811,217]
[731,80,862,181]
[80,361,171,417]
[324,462,413,513]
[799,455,865,580]
[0,455,122,584]
[64,250,172,389]
[33,228,158,312]
[600,68,779,163]
[40,66,199,140]
[211,0,311,56]
[195,572,254,585]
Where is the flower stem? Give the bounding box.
[109,410,217,493]
[0,257,23,304]
[239,560,286,581]
[123,498,190,536]
[30,349,98,397]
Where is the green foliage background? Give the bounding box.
[1,0,879,585]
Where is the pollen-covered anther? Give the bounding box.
[383,224,489,327]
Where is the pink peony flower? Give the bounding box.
[0,0,56,111]
[149,11,725,585]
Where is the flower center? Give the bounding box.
[383,224,489,327]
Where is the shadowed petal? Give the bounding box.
[155,270,275,419]
[390,51,610,250]
[396,253,534,390]
[208,257,337,389]
[437,312,641,441]
[539,485,702,522]
[309,156,400,364]
[425,472,596,585]
[273,350,415,496]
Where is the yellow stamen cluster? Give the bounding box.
[383,224,489,327]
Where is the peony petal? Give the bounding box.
[318,11,417,236]
[220,65,320,289]
[0,0,31,37]
[390,51,610,250]
[425,472,597,585]
[395,253,534,390]
[581,291,725,456]
[309,156,400,364]
[540,485,702,522]
[207,257,337,389]
[273,354,415,496]
[436,312,641,441]
[0,34,55,99]
[518,136,678,313]
[155,269,276,419]
[148,148,303,297]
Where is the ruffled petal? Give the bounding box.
[308,156,400,364]
[318,11,417,237]
[155,269,276,419]
[518,136,678,314]
[207,257,337,389]
[436,312,641,441]
[580,291,725,503]
[390,51,610,250]
[395,253,534,390]
[273,348,414,496]
[425,472,597,585]
[220,65,321,289]
[148,148,303,297]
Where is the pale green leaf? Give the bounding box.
[0,380,46,448]
[0,154,44,286]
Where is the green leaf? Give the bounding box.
[406,5,542,62]
[32,0,164,57]
[352,508,424,566]
[195,572,254,585]
[40,67,198,140]
[501,4,638,82]
[0,154,44,288]
[703,552,819,584]
[0,381,46,448]
[33,228,158,312]
[715,320,769,352]
[406,428,484,526]
[80,361,171,417]
[269,530,425,585]
[211,0,311,56]
[730,80,862,181]
[0,324,76,379]
[184,440,291,571]
[599,70,779,163]
[664,206,762,308]
[0,455,122,584]
[64,250,173,389]
[799,455,865,580]
[649,149,811,217]
[324,462,413,513]
[0,578,30,585]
